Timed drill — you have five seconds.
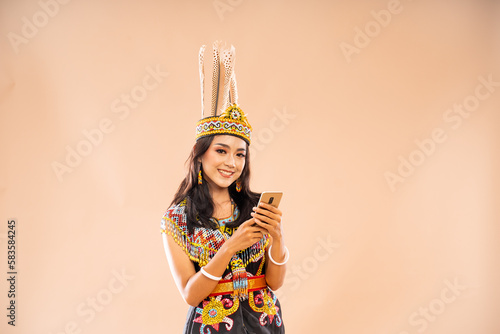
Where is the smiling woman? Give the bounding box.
[200,138,247,195]
[169,134,257,233]
[160,42,288,333]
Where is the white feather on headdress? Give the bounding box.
[198,41,238,118]
[198,44,206,118]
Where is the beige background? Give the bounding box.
[1,0,499,333]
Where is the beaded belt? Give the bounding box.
[209,275,267,297]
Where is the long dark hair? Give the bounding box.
[170,135,260,232]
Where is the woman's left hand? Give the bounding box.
[251,202,283,242]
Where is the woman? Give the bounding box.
[160,42,288,333]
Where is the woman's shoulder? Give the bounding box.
[163,198,188,218]
[161,198,189,231]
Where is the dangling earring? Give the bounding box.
[198,169,203,185]
[236,179,242,192]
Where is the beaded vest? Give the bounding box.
[161,199,269,300]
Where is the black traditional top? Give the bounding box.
[161,199,285,333]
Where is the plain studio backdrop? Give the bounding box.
[1,0,499,333]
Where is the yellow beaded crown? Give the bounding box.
[195,41,252,145]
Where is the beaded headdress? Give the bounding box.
[195,41,252,145]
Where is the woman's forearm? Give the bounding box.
[264,238,287,290]
[182,243,235,306]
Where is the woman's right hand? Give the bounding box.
[225,218,268,253]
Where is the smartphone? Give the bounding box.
[257,191,283,209]
[252,192,283,226]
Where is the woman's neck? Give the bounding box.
[210,188,231,206]
[208,185,232,218]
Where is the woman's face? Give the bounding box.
[200,135,247,192]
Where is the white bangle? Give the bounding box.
[268,244,289,266]
[200,267,222,281]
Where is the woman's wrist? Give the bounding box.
[268,244,289,265]
[268,237,288,263]
[200,267,222,280]
[219,240,238,260]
